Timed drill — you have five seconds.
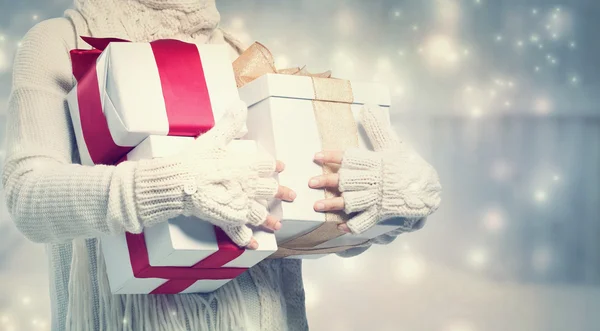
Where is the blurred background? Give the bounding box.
[1,0,599,330]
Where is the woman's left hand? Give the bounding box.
[307,150,347,226]
[308,104,442,235]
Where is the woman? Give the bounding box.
[2,0,442,330]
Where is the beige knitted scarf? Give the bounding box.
[61,1,263,330]
[65,0,245,50]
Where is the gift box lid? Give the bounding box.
[238,73,391,108]
[99,42,240,147]
[67,39,244,166]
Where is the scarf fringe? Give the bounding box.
[66,238,95,331]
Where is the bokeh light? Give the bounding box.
[534,97,553,114]
[0,1,599,330]
[534,190,548,203]
[483,208,505,232]
[423,34,461,70]
[303,281,320,310]
[0,47,9,74]
[21,296,31,305]
[467,248,488,269]
[394,255,426,283]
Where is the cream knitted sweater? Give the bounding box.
[1,1,441,330]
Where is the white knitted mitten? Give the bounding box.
[134,100,279,246]
[338,105,442,234]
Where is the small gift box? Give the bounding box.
[101,135,277,294]
[66,37,243,166]
[235,43,404,258]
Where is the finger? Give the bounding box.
[261,215,282,231]
[360,104,400,151]
[314,197,345,212]
[314,151,344,165]
[275,160,285,173]
[198,100,248,147]
[222,224,256,248]
[274,185,297,202]
[344,207,379,234]
[246,200,269,226]
[308,173,339,189]
[247,238,259,250]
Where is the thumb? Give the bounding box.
[196,99,248,148]
[345,206,379,234]
[360,104,401,151]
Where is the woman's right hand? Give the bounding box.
[174,100,294,249]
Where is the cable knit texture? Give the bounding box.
[1,2,433,330]
[72,0,221,43]
[339,105,442,234]
[134,100,279,246]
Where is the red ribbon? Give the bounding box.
[72,37,245,294]
[109,148,248,294]
[150,40,215,136]
[71,40,131,165]
[125,229,246,295]
[70,36,216,165]
[114,153,247,294]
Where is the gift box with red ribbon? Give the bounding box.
[100,136,277,294]
[66,37,276,294]
[66,36,245,166]
[101,136,277,294]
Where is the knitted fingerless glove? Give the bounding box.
[133,100,278,246]
[338,105,442,234]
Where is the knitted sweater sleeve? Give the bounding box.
[2,19,166,243]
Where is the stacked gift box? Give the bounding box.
[67,37,405,294]
[235,43,407,259]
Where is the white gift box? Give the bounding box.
[101,136,277,294]
[67,40,244,166]
[240,73,403,255]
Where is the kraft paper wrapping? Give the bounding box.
[234,42,370,258]
[233,42,332,88]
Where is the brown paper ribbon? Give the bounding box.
[234,42,369,258]
[233,42,333,89]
